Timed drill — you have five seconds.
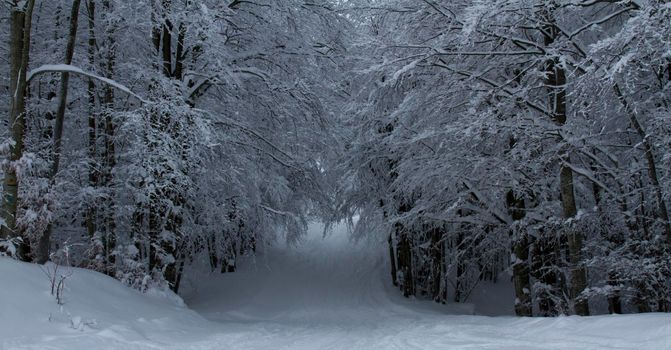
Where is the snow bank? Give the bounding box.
[0,257,210,350]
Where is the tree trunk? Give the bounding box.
[532,233,559,317]
[454,230,465,303]
[388,233,398,286]
[161,0,173,78]
[2,0,36,261]
[148,192,161,273]
[592,176,623,314]
[507,190,532,316]
[49,0,82,179]
[101,0,117,274]
[174,23,186,80]
[85,0,98,240]
[208,236,219,272]
[396,224,414,297]
[560,164,590,316]
[543,12,589,315]
[634,280,652,313]
[430,227,444,302]
[512,231,532,316]
[607,271,622,314]
[36,0,83,264]
[172,255,185,293]
[441,235,448,303]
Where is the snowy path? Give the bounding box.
[2,223,671,349]
[179,224,671,350]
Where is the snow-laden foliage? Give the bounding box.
[335,0,671,315]
[1,0,349,292]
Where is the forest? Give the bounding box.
[1,0,670,330]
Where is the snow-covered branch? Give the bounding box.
[27,64,149,104]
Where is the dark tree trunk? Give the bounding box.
[543,11,589,315]
[100,0,117,274]
[85,0,98,240]
[208,237,219,272]
[507,190,532,316]
[430,227,444,302]
[454,231,465,303]
[172,256,185,293]
[36,0,83,264]
[174,23,186,80]
[396,224,414,297]
[388,233,398,286]
[2,0,36,261]
[607,271,622,314]
[593,178,623,315]
[512,232,532,316]
[560,165,589,316]
[532,232,559,317]
[634,280,652,313]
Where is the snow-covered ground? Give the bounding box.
[2,223,670,349]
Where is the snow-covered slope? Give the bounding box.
[0,256,214,350]
[2,223,671,349]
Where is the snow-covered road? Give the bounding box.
[179,224,671,350]
[2,223,670,349]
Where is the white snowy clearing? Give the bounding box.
[1,223,670,350]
